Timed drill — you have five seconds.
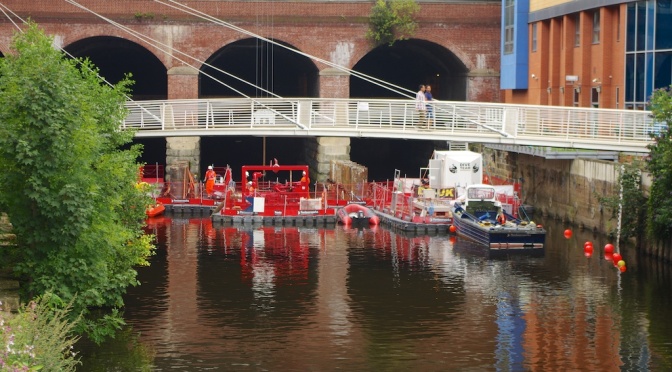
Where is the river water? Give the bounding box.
[77,216,672,371]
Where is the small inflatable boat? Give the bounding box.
[336,203,379,227]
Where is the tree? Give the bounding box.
[0,23,154,342]
[366,0,419,47]
[646,86,672,241]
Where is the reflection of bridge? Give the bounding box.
[125,98,655,153]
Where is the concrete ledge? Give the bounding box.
[0,279,20,312]
[212,214,338,226]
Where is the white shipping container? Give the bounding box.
[428,150,483,189]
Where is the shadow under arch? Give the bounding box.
[350,39,468,101]
[64,36,167,100]
[200,38,319,99]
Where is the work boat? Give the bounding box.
[211,163,340,226]
[452,184,546,256]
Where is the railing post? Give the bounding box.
[161,102,166,131]
[205,101,212,129]
[355,102,360,128]
[251,101,256,128]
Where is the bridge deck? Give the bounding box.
[123,98,657,153]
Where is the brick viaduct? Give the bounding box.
[0,0,501,180]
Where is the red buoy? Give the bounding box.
[564,229,572,239]
[604,243,614,255]
[612,252,623,265]
[449,225,457,234]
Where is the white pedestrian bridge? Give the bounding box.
[123,98,660,153]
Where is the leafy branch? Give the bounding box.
[646,86,672,241]
[366,0,419,47]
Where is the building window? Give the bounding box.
[656,0,672,49]
[592,11,600,44]
[504,0,514,54]
[616,87,620,109]
[531,23,537,52]
[573,88,580,107]
[591,87,600,108]
[617,8,620,42]
[574,13,581,46]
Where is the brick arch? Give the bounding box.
[349,38,469,101]
[200,37,320,98]
[63,35,168,100]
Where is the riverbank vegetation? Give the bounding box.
[0,294,81,371]
[646,87,672,245]
[597,161,647,242]
[0,20,154,358]
[598,87,672,258]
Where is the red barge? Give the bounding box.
[142,152,524,235]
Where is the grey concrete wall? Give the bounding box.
[483,146,671,262]
[483,147,627,232]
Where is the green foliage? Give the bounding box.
[597,161,646,241]
[134,12,155,21]
[366,0,419,47]
[76,327,155,371]
[0,293,81,371]
[0,23,154,341]
[646,87,672,241]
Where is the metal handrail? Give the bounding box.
[123,98,656,152]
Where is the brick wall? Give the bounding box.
[0,0,502,102]
[518,4,625,108]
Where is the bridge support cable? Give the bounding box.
[37,0,656,150]
[64,0,309,131]
[0,2,170,128]
[155,0,417,100]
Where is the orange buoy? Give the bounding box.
[449,225,457,234]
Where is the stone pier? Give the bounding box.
[166,137,200,180]
[305,137,351,182]
[304,67,353,181]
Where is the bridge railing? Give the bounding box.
[123,98,657,150]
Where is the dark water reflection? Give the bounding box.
[77,216,672,371]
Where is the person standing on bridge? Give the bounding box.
[415,84,426,128]
[204,165,216,198]
[425,85,434,128]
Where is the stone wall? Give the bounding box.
[1,213,20,311]
[483,147,618,231]
[482,146,671,262]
